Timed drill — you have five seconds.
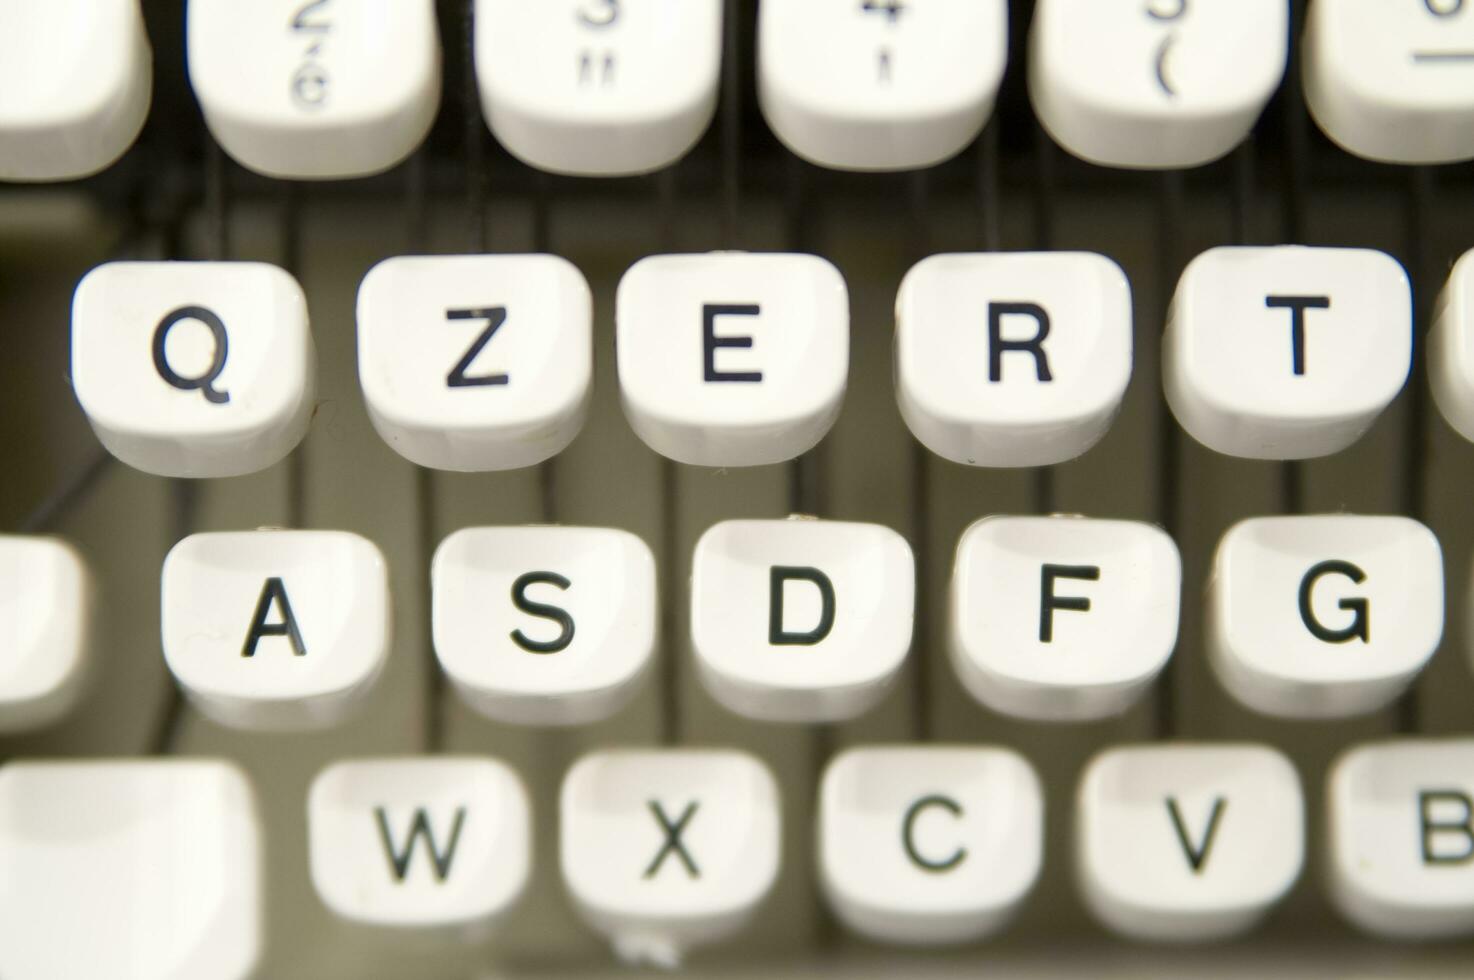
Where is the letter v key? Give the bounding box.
[1166,796,1227,874]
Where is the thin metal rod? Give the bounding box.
[151,479,199,754]
[907,170,933,742]
[719,0,741,246]
[1031,123,1057,514]
[657,168,682,747]
[17,452,114,534]
[1153,169,1186,739]
[1279,0,1310,516]
[464,0,488,253]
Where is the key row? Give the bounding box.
[0,512,1449,733]
[6,738,1474,978]
[7,1,1474,182]
[73,246,1472,477]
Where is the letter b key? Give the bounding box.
[72,261,316,477]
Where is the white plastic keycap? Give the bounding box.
[1030,0,1287,169]
[188,0,441,179]
[950,516,1180,722]
[0,536,91,732]
[692,518,913,723]
[617,253,849,466]
[819,746,1043,946]
[162,529,390,731]
[432,526,656,726]
[758,0,1008,172]
[309,757,531,930]
[0,760,261,980]
[1208,515,1443,719]
[0,0,152,181]
[1078,743,1304,942]
[1163,246,1411,459]
[896,252,1133,467]
[357,255,593,471]
[561,749,780,967]
[72,261,316,478]
[1329,739,1474,939]
[1304,0,1474,165]
[1429,248,1474,442]
[476,0,722,176]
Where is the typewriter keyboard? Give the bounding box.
[3,1,1474,977]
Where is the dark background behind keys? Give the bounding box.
[1,0,1472,975]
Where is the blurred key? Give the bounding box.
[758,0,1008,172]
[188,0,441,179]
[0,536,92,732]
[1428,247,1474,442]
[1304,0,1474,164]
[0,760,262,980]
[0,0,152,181]
[476,0,722,176]
[1329,739,1474,939]
[1030,0,1286,169]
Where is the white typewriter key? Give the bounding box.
[1207,515,1443,719]
[162,530,390,731]
[475,0,722,176]
[188,0,441,179]
[692,519,913,723]
[1029,0,1287,169]
[950,516,1180,722]
[309,757,531,930]
[0,536,91,732]
[1304,0,1474,164]
[561,749,780,967]
[0,0,152,181]
[819,746,1043,946]
[432,526,656,726]
[1078,744,1304,942]
[358,255,593,471]
[0,760,261,980]
[758,0,1008,172]
[617,253,848,467]
[896,252,1132,467]
[1429,249,1474,442]
[72,261,315,478]
[1163,246,1411,460]
[1329,739,1474,939]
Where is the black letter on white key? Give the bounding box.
[902,794,967,873]
[1265,295,1331,377]
[1297,560,1369,643]
[446,307,510,388]
[769,566,836,645]
[375,806,468,882]
[242,576,307,657]
[703,304,763,383]
[510,571,575,654]
[1166,796,1226,873]
[988,302,1053,383]
[1039,564,1099,643]
[1420,790,1474,865]
[153,305,231,404]
[645,800,700,879]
